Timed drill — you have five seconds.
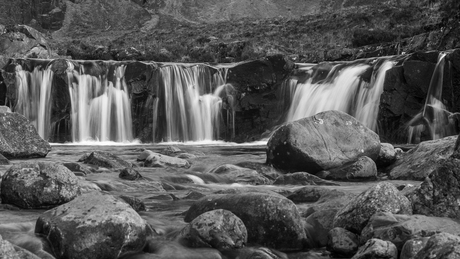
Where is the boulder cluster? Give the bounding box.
[1,110,460,259]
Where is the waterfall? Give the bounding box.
[155,64,227,142]
[14,65,54,140]
[68,63,133,142]
[407,53,455,143]
[284,59,395,131]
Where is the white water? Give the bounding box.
[407,53,456,143]
[156,64,228,142]
[14,65,54,140]
[68,64,133,142]
[285,60,395,131]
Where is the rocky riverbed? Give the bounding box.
[1,110,460,259]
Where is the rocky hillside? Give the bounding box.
[0,0,459,63]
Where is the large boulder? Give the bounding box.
[179,209,247,250]
[408,158,460,219]
[1,162,81,209]
[388,136,456,180]
[360,212,460,250]
[267,110,380,173]
[35,192,151,259]
[327,227,360,257]
[184,192,307,251]
[0,112,51,158]
[333,182,412,234]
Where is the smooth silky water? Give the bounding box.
[0,143,420,259]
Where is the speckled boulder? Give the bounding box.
[35,192,151,259]
[78,151,133,169]
[400,237,429,259]
[267,110,380,173]
[137,150,190,168]
[414,232,460,259]
[376,143,397,168]
[333,182,412,233]
[327,227,359,257]
[179,209,247,250]
[184,192,307,251]
[1,162,81,209]
[0,112,51,158]
[317,156,377,181]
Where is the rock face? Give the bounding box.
[184,192,307,251]
[0,112,51,158]
[333,182,412,234]
[1,162,81,209]
[267,110,380,173]
[35,192,151,259]
[408,159,460,219]
[179,209,247,250]
[388,136,456,180]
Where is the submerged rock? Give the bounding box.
[207,164,271,185]
[286,186,345,203]
[273,171,339,186]
[1,162,81,209]
[35,192,151,259]
[317,156,377,181]
[266,110,380,173]
[0,112,51,158]
[79,151,133,169]
[179,209,247,250]
[184,192,307,251]
[333,182,412,233]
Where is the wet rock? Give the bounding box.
[0,112,51,158]
[118,195,146,212]
[376,143,397,168]
[138,150,190,168]
[0,234,19,259]
[160,146,182,156]
[400,237,429,259]
[207,164,271,185]
[127,239,223,259]
[287,186,345,203]
[333,182,412,233]
[388,136,456,180]
[183,191,206,200]
[360,212,460,250]
[327,227,359,257]
[78,151,133,169]
[184,192,307,251]
[1,162,81,209]
[0,154,9,165]
[304,209,338,247]
[408,158,460,219]
[235,161,281,181]
[221,246,287,259]
[35,192,151,259]
[119,167,143,180]
[62,162,93,175]
[352,238,398,259]
[273,171,339,186]
[179,209,247,250]
[414,232,460,259]
[317,156,377,181]
[267,110,380,173]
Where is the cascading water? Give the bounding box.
[284,59,395,131]
[67,62,133,142]
[407,53,456,143]
[155,64,228,142]
[14,65,54,140]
